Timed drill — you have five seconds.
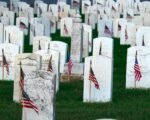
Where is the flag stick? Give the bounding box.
[68,72,70,81]
[2,64,4,80]
[134,79,136,88]
[89,80,91,102]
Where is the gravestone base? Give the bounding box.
[61,73,83,82]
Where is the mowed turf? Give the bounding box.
[0,16,150,120]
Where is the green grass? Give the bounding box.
[0,17,150,120]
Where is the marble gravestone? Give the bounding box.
[120,22,136,45]
[30,18,44,45]
[126,46,150,89]
[10,0,20,12]
[22,71,55,120]
[95,0,105,7]
[82,24,92,57]
[110,1,120,19]
[50,41,68,73]
[33,36,51,52]
[0,1,7,7]
[16,17,29,35]
[93,37,113,59]
[117,0,128,14]
[34,0,43,14]
[48,4,58,17]
[18,3,34,21]
[71,22,82,62]
[35,49,60,92]
[17,2,29,17]
[113,18,127,38]
[41,17,51,37]
[132,16,143,28]
[141,13,150,26]
[41,12,57,34]
[0,43,19,80]
[2,10,15,25]
[85,13,97,29]
[124,9,134,22]
[61,18,73,37]
[136,27,150,47]
[82,0,91,14]
[61,62,84,81]
[37,2,48,17]
[13,53,41,103]
[0,23,4,43]
[83,56,113,102]
[4,26,24,53]
[134,2,143,14]
[71,0,80,10]
[98,19,113,38]
[57,2,69,21]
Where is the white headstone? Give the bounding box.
[71,22,82,62]
[61,17,73,37]
[16,17,29,35]
[126,46,150,89]
[0,43,19,80]
[120,22,136,45]
[50,41,68,73]
[93,37,113,58]
[33,36,51,52]
[83,56,113,102]
[35,49,60,92]
[13,53,41,103]
[4,26,24,53]
[22,70,55,120]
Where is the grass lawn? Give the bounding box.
[0,16,150,120]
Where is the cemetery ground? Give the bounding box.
[0,17,150,120]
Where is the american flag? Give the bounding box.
[142,35,145,46]
[104,9,106,14]
[100,15,103,20]
[19,62,39,114]
[21,89,39,114]
[2,49,9,75]
[68,58,73,75]
[134,51,142,81]
[19,62,24,89]
[104,25,112,36]
[127,12,132,19]
[20,21,28,29]
[64,21,68,34]
[112,6,116,12]
[125,26,128,40]
[38,41,41,50]
[50,20,54,27]
[47,55,53,72]
[118,23,121,31]
[89,60,99,89]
